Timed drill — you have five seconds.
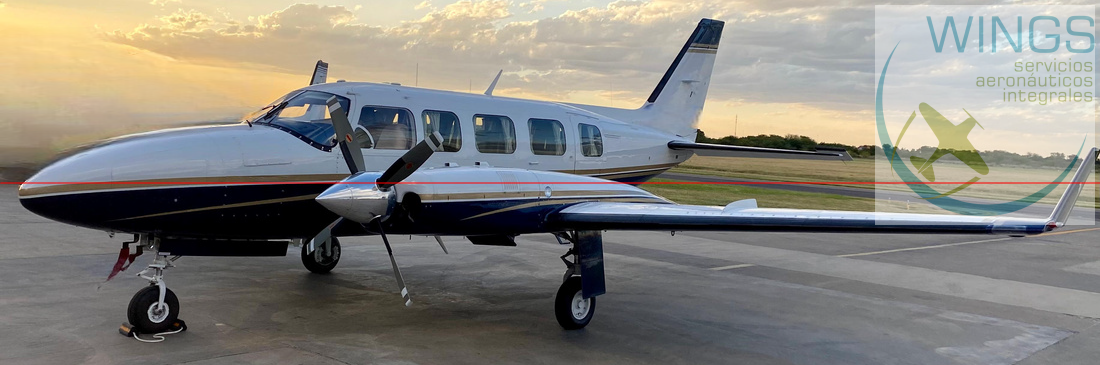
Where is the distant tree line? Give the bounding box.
[696,130,875,158]
[696,130,1098,171]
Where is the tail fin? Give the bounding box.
[309,60,329,85]
[564,19,723,138]
[638,19,724,138]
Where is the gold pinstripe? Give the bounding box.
[459,196,665,221]
[19,174,350,197]
[112,194,319,221]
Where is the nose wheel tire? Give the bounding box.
[554,276,595,330]
[302,237,341,274]
[127,285,180,334]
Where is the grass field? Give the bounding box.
[638,178,877,211]
[670,155,1098,209]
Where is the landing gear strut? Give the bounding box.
[553,231,605,330]
[127,248,183,334]
[301,236,341,274]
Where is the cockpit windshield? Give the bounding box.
[249,90,352,150]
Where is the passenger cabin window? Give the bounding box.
[473,114,516,154]
[358,106,415,150]
[528,118,566,156]
[579,123,603,157]
[423,110,462,152]
[250,91,351,150]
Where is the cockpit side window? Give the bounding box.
[358,106,415,150]
[254,90,350,151]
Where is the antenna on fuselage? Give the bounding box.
[484,69,503,96]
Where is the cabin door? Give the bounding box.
[570,113,605,177]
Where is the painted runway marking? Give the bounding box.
[765,280,1072,365]
[1062,260,1100,276]
[708,263,755,271]
[836,238,1013,258]
[612,231,1100,318]
[711,228,1100,272]
[709,237,1013,271]
[1042,227,1100,237]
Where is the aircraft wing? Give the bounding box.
[551,148,1096,235]
[550,201,1053,234]
[668,141,853,161]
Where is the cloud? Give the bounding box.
[519,0,548,13]
[105,1,876,110]
[149,0,181,7]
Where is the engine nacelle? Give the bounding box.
[317,166,663,235]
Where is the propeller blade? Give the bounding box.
[327,96,366,174]
[376,131,444,190]
[373,218,412,306]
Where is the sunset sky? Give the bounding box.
[0,0,900,156]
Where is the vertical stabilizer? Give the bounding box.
[636,19,723,138]
[310,60,329,85]
[565,19,723,139]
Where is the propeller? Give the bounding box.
[373,217,412,306]
[328,96,365,174]
[376,132,444,190]
[314,96,444,306]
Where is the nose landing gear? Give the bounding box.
[126,251,184,334]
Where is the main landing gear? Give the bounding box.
[553,231,605,330]
[301,236,341,274]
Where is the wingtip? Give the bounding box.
[1047,147,1097,225]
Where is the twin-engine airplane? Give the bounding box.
[16,19,1097,334]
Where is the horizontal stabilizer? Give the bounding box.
[668,141,853,161]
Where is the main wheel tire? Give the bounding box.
[302,237,341,274]
[127,285,180,334]
[554,276,595,330]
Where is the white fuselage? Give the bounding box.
[18,82,694,238]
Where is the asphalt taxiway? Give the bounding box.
[2,184,1100,364]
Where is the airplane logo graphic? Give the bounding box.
[888,102,990,200]
[909,103,989,182]
[877,45,1089,215]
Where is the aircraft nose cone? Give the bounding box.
[316,173,391,223]
[18,145,117,227]
[18,126,225,229]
